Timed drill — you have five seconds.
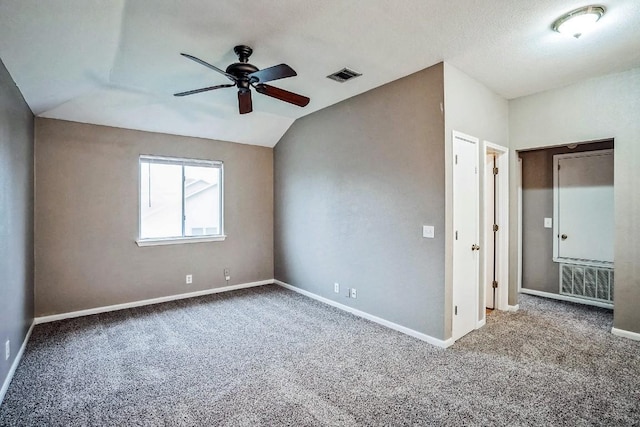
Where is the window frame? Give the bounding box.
[136,155,225,247]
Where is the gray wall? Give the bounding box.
[443,63,509,329]
[274,63,446,339]
[0,59,34,390]
[35,119,273,316]
[520,141,613,294]
[509,66,640,333]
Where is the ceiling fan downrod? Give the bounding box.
[233,45,253,63]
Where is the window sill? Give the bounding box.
[136,235,226,247]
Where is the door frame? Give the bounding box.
[516,142,615,310]
[482,141,509,319]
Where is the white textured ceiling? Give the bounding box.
[1,1,639,147]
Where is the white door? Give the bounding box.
[452,131,479,341]
[553,150,614,265]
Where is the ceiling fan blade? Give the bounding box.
[254,84,310,107]
[248,64,297,83]
[238,90,252,114]
[174,84,235,97]
[180,53,236,81]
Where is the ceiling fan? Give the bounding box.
[174,45,310,114]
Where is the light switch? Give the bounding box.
[544,218,553,228]
[422,225,435,238]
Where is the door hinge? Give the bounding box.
[455,230,458,240]
[493,167,499,175]
[454,305,458,315]
[492,280,498,289]
[475,166,478,174]
[558,164,561,170]
[455,155,458,165]
[493,224,499,232]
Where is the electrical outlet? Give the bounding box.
[334,282,340,293]
[224,268,230,281]
[350,288,357,299]
[186,274,192,284]
[5,340,9,361]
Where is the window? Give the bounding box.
[137,155,224,246]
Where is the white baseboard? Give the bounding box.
[35,280,272,324]
[476,318,486,329]
[0,321,34,405]
[507,304,519,312]
[274,280,454,348]
[519,288,613,309]
[611,327,640,342]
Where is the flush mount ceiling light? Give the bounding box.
[552,5,606,38]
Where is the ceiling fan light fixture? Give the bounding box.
[552,5,605,38]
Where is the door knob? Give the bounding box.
[561,234,568,240]
[471,244,480,251]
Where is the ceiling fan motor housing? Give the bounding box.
[226,62,258,89]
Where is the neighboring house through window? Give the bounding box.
[137,155,224,245]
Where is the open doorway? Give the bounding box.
[516,139,614,309]
[482,142,509,321]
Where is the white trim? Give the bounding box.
[0,322,34,405]
[274,280,454,349]
[519,288,613,309]
[555,258,613,268]
[611,327,640,342]
[136,235,226,247]
[482,141,509,312]
[139,154,222,168]
[451,130,479,145]
[476,318,486,329]
[35,280,271,324]
[552,153,559,260]
[138,154,225,246]
[517,157,523,293]
[219,161,225,240]
[507,304,520,312]
[482,147,492,320]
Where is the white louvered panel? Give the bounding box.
[559,264,613,304]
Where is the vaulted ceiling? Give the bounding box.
[1,1,639,147]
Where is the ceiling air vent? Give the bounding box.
[327,68,362,83]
